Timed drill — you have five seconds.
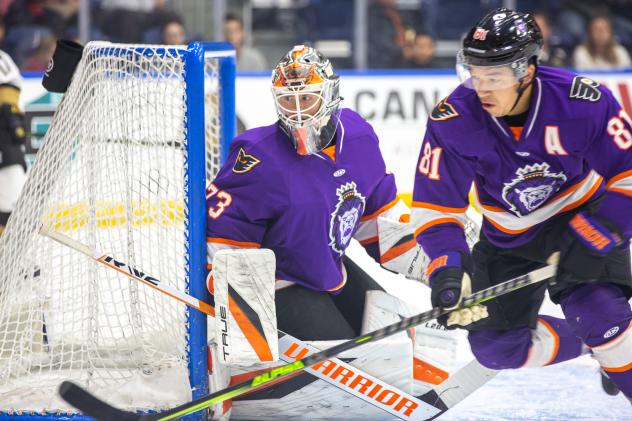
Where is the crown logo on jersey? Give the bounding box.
[502,162,567,216]
[329,182,365,256]
[515,163,548,179]
[336,183,358,201]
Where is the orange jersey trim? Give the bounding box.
[606,168,632,189]
[538,317,560,366]
[322,145,336,161]
[207,237,261,248]
[411,201,468,213]
[361,198,399,222]
[608,186,632,198]
[510,126,523,141]
[558,176,602,213]
[483,215,530,235]
[475,172,599,215]
[478,174,603,235]
[603,360,632,373]
[414,217,464,237]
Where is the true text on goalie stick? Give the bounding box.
[41,226,450,420]
[57,254,556,420]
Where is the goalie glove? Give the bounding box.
[377,215,429,282]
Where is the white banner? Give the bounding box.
[21,70,632,193]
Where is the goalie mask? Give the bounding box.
[272,45,342,155]
[456,8,542,92]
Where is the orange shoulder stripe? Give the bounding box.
[414,217,464,237]
[606,168,632,189]
[361,198,399,222]
[411,201,468,213]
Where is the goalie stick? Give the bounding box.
[48,226,556,421]
[42,226,492,420]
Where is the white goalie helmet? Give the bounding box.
[271,45,342,155]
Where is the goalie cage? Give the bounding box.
[0,42,235,419]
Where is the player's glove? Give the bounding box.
[0,103,26,145]
[558,211,623,282]
[428,252,472,310]
[428,252,488,329]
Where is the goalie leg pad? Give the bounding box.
[208,341,233,420]
[377,215,428,283]
[213,248,278,365]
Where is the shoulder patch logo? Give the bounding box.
[233,148,261,174]
[430,97,459,121]
[570,76,601,102]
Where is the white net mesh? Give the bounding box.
[0,42,226,414]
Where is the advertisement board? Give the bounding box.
[20,69,632,194]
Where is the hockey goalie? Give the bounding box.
[204,45,485,420]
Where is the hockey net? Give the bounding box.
[0,42,232,416]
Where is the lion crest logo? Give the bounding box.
[329,182,366,255]
[502,162,567,216]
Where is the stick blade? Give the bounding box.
[59,381,147,421]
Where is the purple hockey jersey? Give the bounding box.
[413,66,632,260]
[207,108,397,292]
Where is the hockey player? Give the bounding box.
[206,45,407,341]
[0,50,27,236]
[413,8,632,401]
[205,45,418,419]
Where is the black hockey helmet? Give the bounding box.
[462,8,542,66]
[457,8,542,90]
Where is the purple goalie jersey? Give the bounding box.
[413,66,632,260]
[207,108,397,292]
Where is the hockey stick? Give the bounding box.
[40,227,447,420]
[52,230,556,421]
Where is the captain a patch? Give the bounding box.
[233,148,261,173]
[570,76,601,102]
[430,97,459,121]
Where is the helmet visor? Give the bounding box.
[456,49,527,91]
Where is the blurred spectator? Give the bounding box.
[161,20,186,45]
[99,0,182,43]
[533,12,568,67]
[368,0,406,68]
[5,0,80,37]
[224,14,267,71]
[573,15,632,70]
[21,36,55,71]
[0,15,6,48]
[403,32,440,68]
[0,49,26,236]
